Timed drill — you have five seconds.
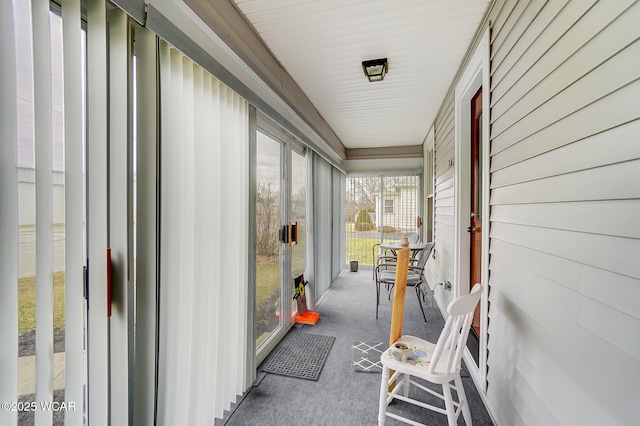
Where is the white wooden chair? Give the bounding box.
[378,283,483,426]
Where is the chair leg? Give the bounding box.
[424,287,435,306]
[454,374,472,425]
[442,382,458,426]
[415,285,427,322]
[403,373,410,398]
[378,366,390,425]
[376,280,380,319]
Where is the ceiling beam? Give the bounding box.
[184,0,346,159]
[345,145,423,161]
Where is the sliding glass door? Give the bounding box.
[255,119,307,363]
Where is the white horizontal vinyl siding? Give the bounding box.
[428,92,456,307]
[485,0,640,425]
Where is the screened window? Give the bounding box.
[346,175,420,265]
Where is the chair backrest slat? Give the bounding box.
[453,312,474,371]
[428,284,483,375]
[405,232,420,243]
[428,316,453,374]
[416,242,434,270]
[445,315,462,371]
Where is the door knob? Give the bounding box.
[467,226,476,233]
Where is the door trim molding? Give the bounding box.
[453,28,490,393]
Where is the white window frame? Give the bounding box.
[384,199,394,214]
[453,28,491,394]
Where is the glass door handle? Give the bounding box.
[290,222,298,245]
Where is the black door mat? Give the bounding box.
[261,332,335,381]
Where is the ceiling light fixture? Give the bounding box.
[362,58,388,82]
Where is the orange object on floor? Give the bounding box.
[295,311,320,325]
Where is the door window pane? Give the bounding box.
[255,132,282,348]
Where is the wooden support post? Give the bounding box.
[388,247,410,390]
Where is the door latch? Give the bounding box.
[467,226,476,233]
[280,225,289,244]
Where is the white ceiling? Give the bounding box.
[230,0,490,150]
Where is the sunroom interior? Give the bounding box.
[1,0,639,425]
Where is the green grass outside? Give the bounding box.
[256,257,280,305]
[256,232,307,306]
[16,234,372,334]
[19,272,66,333]
[346,236,380,265]
[18,263,282,334]
[18,259,300,332]
[291,232,306,276]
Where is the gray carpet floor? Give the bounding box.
[222,269,494,425]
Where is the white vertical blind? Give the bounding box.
[307,154,346,300]
[107,8,131,424]
[32,0,55,422]
[87,0,109,423]
[157,42,252,422]
[311,154,345,300]
[132,23,158,426]
[62,0,85,423]
[332,168,346,280]
[2,1,87,424]
[304,151,316,310]
[312,155,333,299]
[0,0,19,424]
